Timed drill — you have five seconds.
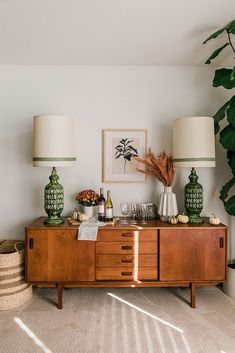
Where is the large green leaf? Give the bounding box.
[203,27,226,44]
[214,122,220,134]
[205,43,229,64]
[213,99,231,123]
[226,19,235,34]
[213,99,231,133]
[220,124,235,151]
[227,150,235,176]
[203,20,235,44]
[213,68,235,89]
[227,96,235,128]
[231,67,235,81]
[220,176,235,201]
[224,195,235,215]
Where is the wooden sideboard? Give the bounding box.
[25,217,227,309]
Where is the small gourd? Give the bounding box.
[72,208,80,220]
[169,216,178,225]
[79,213,89,222]
[209,213,220,225]
[178,213,189,224]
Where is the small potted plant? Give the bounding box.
[76,189,99,219]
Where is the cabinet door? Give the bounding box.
[26,229,95,282]
[160,229,226,281]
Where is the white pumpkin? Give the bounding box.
[178,213,189,224]
[169,216,178,225]
[79,213,89,222]
[209,214,220,225]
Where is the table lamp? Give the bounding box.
[173,116,215,223]
[33,115,76,225]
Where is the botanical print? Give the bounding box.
[113,137,138,174]
[102,129,147,183]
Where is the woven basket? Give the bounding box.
[0,240,32,310]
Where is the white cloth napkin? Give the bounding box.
[77,217,106,240]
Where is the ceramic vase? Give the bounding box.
[158,186,178,221]
[83,205,97,219]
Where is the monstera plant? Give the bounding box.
[204,19,235,215]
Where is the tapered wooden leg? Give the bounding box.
[190,282,196,308]
[57,283,63,309]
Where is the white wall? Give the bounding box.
[0,65,233,256]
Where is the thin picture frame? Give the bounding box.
[102,128,147,183]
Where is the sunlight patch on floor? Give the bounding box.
[107,292,184,333]
[14,317,53,353]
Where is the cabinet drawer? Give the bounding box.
[96,254,157,268]
[96,267,158,280]
[97,229,157,242]
[96,241,157,255]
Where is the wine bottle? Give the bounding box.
[105,190,113,221]
[98,187,105,222]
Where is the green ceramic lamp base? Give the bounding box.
[44,215,64,225]
[187,213,204,224]
[185,167,203,224]
[44,167,64,225]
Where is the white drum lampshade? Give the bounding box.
[33,115,76,167]
[173,116,215,223]
[33,115,76,225]
[173,116,215,168]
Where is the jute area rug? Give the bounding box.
[1,286,235,353]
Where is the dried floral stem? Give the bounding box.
[134,148,175,186]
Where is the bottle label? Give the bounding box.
[105,208,113,219]
[98,205,105,215]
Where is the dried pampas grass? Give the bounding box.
[134,148,175,186]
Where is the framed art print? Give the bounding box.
[102,129,147,183]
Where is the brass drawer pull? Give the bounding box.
[121,271,132,276]
[121,232,133,237]
[121,245,132,250]
[29,238,34,249]
[220,237,224,248]
[121,259,132,263]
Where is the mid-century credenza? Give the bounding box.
[25,217,227,309]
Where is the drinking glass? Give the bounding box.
[130,202,138,224]
[141,203,147,224]
[120,202,130,224]
[136,203,141,220]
